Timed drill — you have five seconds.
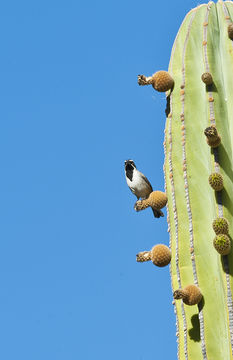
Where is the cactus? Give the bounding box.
[162,1,233,359]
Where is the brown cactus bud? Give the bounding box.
[204,125,218,138]
[150,244,171,267]
[148,191,168,209]
[212,217,229,235]
[206,136,221,148]
[208,173,224,191]
[228,23,233,40]
[201,72,213,85]
[213,234,231,255]
[151,71,174,92]
[204,125,221,147]
[173,285,202,305]
[134,191,168,212]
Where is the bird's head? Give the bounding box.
[124,159,136,171]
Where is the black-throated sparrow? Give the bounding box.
[124,160,164,218]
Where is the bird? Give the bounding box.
[124,159,164,218]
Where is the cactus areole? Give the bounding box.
[163,1,233,359]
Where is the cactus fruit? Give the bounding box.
[151,244,171,267]
[213,234,231,255]
[138,71,174,92]
[161,1,233,359]
[201,72,213,85]
[212,217,229,234]
[208,172,224,191]
[134,190,167,212]
[173,285,203,306]
[136,244,171,267]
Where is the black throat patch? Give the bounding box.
[125,164,134,181]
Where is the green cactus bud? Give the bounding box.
[208,173,224,191]
[212,217,229,235]
[213,234,231,255]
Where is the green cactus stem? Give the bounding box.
[163,1,233,359]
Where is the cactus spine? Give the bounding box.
[164,1,233,359]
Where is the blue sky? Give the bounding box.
[0,1,204,359]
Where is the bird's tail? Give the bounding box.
[152,208,164,218]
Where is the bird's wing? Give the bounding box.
[141,172,153,192]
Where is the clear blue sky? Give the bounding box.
[0,1,204,359]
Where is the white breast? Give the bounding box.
[126,169,152,199]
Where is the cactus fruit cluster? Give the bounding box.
[135,1,233,359]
